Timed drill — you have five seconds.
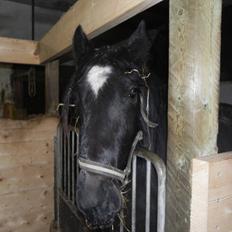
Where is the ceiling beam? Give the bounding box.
[39,0,163,63]
[0,0,163,65]
[0,37,40,65]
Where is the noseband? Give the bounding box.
[60,69,158,184]
[78,131,143,183]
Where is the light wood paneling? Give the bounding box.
[0,0,163,64]
[39,0,163,63]
[190,152,232,232]
[45,60,59,114]
[0,37,40,64]
[0,117,57,232]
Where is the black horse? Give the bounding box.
[61,21,232,231]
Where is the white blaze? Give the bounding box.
[87,65,112,96]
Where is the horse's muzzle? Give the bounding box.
[76,171,122,228]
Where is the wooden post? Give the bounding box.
[45,60,59,115]
[191,153,232,232]
[167,0,222,231]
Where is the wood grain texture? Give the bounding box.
[190,153,232,232]
[167,0,222,231]
[0,0,163,65]
[0,117,57,232]
[0,116,57,130]
[190,159,209,232]
[45,60,59,114]
[39,0,163,63]
[0,37,40,64]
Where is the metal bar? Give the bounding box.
[75,131,79,207]
[120,211,124,232]
[56,125,62,227]
[67,132,71,199]
[131,155,137,232]
[145,160,151,232]
[72,131,75,203]
[54,135,58,222]
[60,126,64,191]
[63,130,67,194]
[135,149,166,232]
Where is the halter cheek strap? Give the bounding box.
[78,131,143,183]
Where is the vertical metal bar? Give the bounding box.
[60,127,64,191]
[120,210,124,232]
[135,149,166,232]
[131,156,137,232]
[67,131,71,199]
[63,130,67,195]
[56,125,61,227]
[54,134,58,222]
[145,160,151,232]
[157,166,166,232]
[72,130,75,203]
[75,131,79,207]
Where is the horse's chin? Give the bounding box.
[85,218,115,231]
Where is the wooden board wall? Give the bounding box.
[0,117,58,232]
[190,152,232,232]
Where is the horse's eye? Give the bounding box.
[129,88,139,98]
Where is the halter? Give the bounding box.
[77,69,158,183]
[60,69,158,183]
[78,131,143,183]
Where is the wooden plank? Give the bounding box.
[45,60,59,114]
[190,153,232,232]
[190,159,209,232]
[0,37,40,65]
[167,0,222,231]
[0,117,58,130]
[0,187,52,217]
[0,117,55,232]
[39,0,163,63]
[0,188,52,232]
[0,140,53,169]
[0,117,57,143]
[0,129,56,143]
[0,163,53,195]
[206,153,232,232]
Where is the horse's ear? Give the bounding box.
[127,20,152,64]
[73,25,93,63]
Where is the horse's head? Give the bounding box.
[62,21,155,229]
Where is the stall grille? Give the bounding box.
[54,125,166,232]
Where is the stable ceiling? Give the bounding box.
[0,0,78,40]
[5,0,77,11]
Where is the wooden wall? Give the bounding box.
[0,117,57,232]
[191,152,232,232]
